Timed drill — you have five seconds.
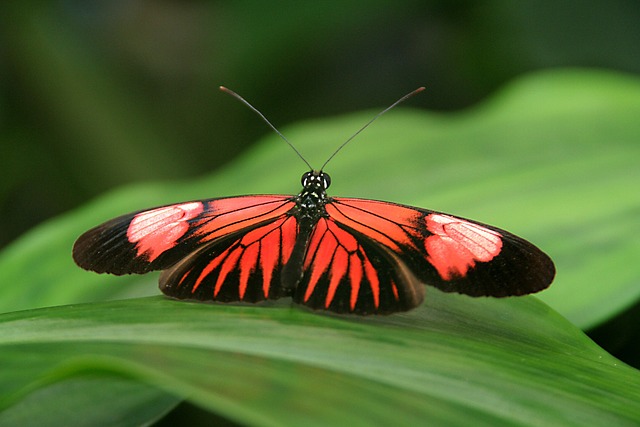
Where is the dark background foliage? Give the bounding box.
[2,0,639,249]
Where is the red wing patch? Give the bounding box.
[193,196,296,243]
[325,198,421,252]
[295,216,424,314]
[161,214,298,302]
[424,213,502,280]
[301,218,377,311]
[127,202,205,262]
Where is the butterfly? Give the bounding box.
[72,87,555,315]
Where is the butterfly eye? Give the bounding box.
[321,172,331,189]
[301,171,313,187]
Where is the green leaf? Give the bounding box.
[1,295,639,426]
[0,376,179,427]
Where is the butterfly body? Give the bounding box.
[73,169,555,315]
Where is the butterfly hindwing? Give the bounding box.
[294,216,425,314]
[159,214,299,303]
[326,197,555,298]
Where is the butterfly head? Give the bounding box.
[301,170,331,192]
[296,170,331,217]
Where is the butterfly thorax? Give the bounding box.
[295,170,331,221]
[280,170,332,290]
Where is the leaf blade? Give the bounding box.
[1,295,639,426]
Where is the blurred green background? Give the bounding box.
[2,0,639,249]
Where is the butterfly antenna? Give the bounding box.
[320,87,425,171]
[220,86,313,170]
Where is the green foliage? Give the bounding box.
[1,295,639,426]
[1,70,639,425]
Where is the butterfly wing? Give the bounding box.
[73,195,295,272]
[159,212,299,303]
[294,215,425,314]
[73,195,301,303]
[294,197,555,314]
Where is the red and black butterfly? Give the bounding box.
[73,87,555,315]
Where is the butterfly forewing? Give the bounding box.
[72,195,296,276]
[328,197,555,298]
